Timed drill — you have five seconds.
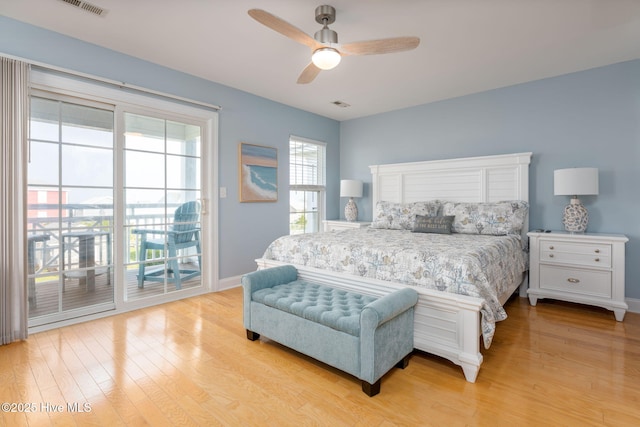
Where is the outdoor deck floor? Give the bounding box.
[28,264,201,320]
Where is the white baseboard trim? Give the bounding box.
[218,274,242,292]
[626,297,640,314]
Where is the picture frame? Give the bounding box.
[238,142,278,202]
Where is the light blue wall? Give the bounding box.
[0,16,341,280]
[340,60,640,299]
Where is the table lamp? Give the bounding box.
[554,168,599,233]
[340,179,363,222]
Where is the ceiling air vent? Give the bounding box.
[58,0,108,17]
[331,101,351,108]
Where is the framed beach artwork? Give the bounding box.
[239,142,278,202]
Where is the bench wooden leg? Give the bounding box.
[395,353,411,369]
[362,379,381,397]
[362,353,411,397]
[246,330,260,341]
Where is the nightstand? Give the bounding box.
[323,220,371,232]
[527,231,628,321]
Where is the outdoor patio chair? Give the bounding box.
[132,201,201,290]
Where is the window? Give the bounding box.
[289,136,326,234]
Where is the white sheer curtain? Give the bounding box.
[0,57,30,345]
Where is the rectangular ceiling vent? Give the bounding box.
[58,0,108,17]
[331,101,351,108]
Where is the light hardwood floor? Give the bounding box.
[2,288,639,426]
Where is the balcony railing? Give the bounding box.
[27,202,204,319]
[27,202,184,277]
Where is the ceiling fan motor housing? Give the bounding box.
[315,5,336,25]
[314,5,338,43]
[315,27,338,44]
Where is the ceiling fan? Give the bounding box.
[248,5,420,84]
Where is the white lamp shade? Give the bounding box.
[312,48,341,70]
[554,168,599,196]
[340,179,363,198]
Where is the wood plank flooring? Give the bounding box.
[2,288,639,426]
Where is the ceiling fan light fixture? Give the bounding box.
[312,47,341,70]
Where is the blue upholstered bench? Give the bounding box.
[242,265,418,396]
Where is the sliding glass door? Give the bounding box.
[27,96,115,322]
[27,78,213,327]
[123,112,202,300]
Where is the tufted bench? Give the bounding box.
[242,265,418,396]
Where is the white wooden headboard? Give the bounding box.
[369,152,533,238]
[369,152,532,205]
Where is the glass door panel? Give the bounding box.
[28,97,114,322]
[124,112,202,300]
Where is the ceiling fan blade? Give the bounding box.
[340,36,420,56]
[297,63,322,84]
[248,9,319,49]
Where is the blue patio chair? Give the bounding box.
[132,201,201,290]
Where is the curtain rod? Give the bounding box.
[1,52,222,111]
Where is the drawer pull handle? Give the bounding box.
[595,258,600,262]
[549,246,554,250]
[548,254,554,258]
[595,249,600,253]
[567,278,580,284]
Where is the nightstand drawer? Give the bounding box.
[323,220,370,232]
[540,265,611,298]
[540,241,611,268]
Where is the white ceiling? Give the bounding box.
[3,0,640,121]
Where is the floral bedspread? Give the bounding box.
[262,228,526,348]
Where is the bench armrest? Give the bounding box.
[360,287,418,384]
[361,288,418,328]
[242,265,298,293]
[242,265,298,329]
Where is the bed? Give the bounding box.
[256,152,532,382]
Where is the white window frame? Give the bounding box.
[289,135,326,234]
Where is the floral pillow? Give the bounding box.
[442,201,528,235]
[371,200,441,230]
[412,201,442,217]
